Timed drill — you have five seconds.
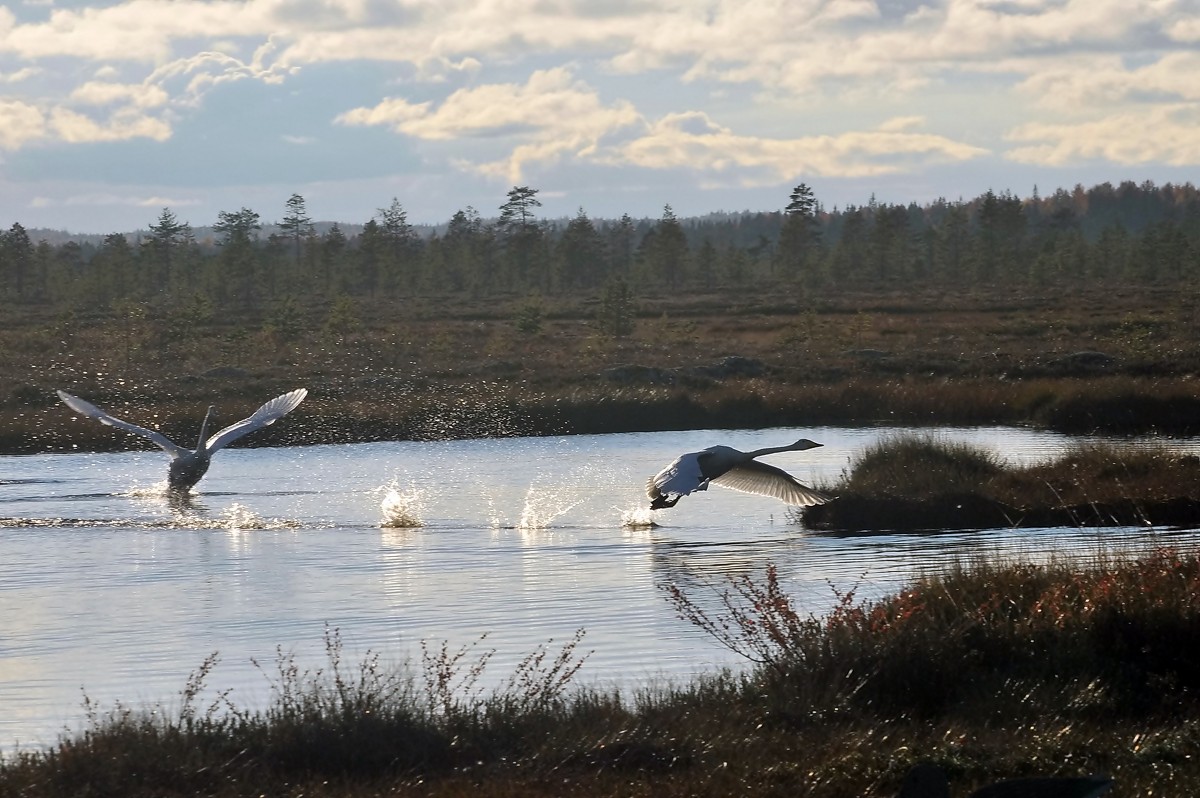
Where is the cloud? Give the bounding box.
[339,71,987,185]
[878,115,927,133]
[0,96,172,150]
[0,98,47,149]
[0,0,275,62]
[609,111,988,183]
[1017,52,1200,107]
[4,0,1195,132]
[1006,104,1200,166]
[1006,48,1200,167]
[30,192,202,208]
[1170,16,1200,41]
[2,0,1198,233]
[147,40,298,107]
[50,107,172,144]
[338,67,640,181]
[1,66,40,83]
[70,80,170,108]
[336,97,431,132]
[0,24,297,151]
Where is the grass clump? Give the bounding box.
[993,441,1200,506]
[805,435,1200,530]
[662,547,1200,793]
[834,434,1005,500]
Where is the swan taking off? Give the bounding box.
[56,388,308,491]
[647,438,830,510]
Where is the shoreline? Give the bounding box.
[7,375,1200,457]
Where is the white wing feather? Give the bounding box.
[56,390,188,458]
[711,462,829,506]
[647,451,707,500]
[204,388,308,453]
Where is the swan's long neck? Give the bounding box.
[746,444,797,459]
[196,406,215,451]
[746,440,819,460]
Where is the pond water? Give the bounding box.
[3,425,1199,751]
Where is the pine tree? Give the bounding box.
[147,208,191,295]
[376,198,419,295]
[558,207,605,290]
[499,186,544,290]
[648,204,688,288]
[213,207,262,306]
[0,222,33,301]
[280,193,314,266]
[778,183,822,282]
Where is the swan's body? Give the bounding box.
[898,763,1113,798]
[647,438,829,509]
[57,388,308,491]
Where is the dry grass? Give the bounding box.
[7,283,1200,453]
[823,435,1200,508]
[804,435,1200,531]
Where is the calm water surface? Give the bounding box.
[3,425,1199,750]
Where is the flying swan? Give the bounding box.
[57,388,308,491]
[647,438,830,510]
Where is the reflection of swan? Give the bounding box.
[898,762,1113,798]
[647,438,830,510]
[57,389,308,491]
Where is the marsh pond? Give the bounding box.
[4,424,1200,750]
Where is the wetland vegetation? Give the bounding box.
[804,436,1200,531]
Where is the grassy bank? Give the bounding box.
[3,548,1199,796]
[8,374,1200,456]
[6,284,1200,454]
[804,436,1200,531]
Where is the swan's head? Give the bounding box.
[790,439,822,451]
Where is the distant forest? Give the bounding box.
[1,179,1198,318]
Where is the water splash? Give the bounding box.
[379,482,425,528]
[483,493,503,531]
[0,517,129,528]
[221,503,270,531]
[122,482,174,499]
[0,508,302,530]
[517,485,584,531]
[620,505,659,529]
[208,504,302,528]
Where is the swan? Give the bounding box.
[898,762,1113,798]
[647,438,830,509]
[56,388,308,491]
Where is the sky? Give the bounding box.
[1,0,1199,234]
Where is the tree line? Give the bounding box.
[1,180,1198,318]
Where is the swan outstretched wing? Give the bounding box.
[56,390,188,458]
[711,462,829,506]
[204,388,308,453]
